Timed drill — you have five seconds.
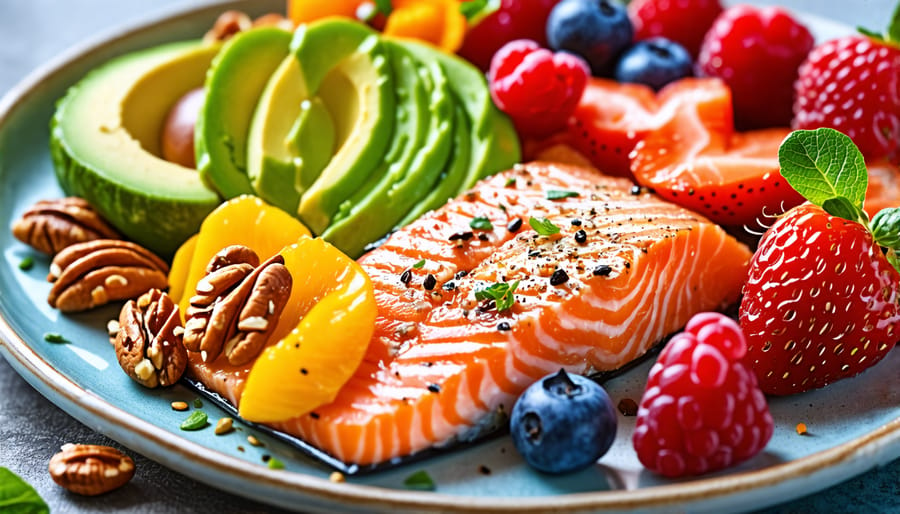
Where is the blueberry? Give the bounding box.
[546,0,633,77]
[615,38,694,90]
[510,369,617,474]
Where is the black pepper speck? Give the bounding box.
[507,217,523,232]
[497,322,511,331]
[550,269,569,286]
[400,269,411,285]
[574,230,587,244]
[593,264,612,277]
[427,383,441,393]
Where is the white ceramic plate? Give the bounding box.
[0,1,897,512]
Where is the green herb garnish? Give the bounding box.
[0,467,49,514]
[778,128,868,224]
[403,470,436,491]
[460,0,500,22]
[43,333,69,344]
[546,190,580,200]
[267,457,285,470]
[180,411,209,431]
[413,259,426,269]
[474,280,519,311]
[470,216,494,231]
[779,128,900,272]
[193,398,203,409]
[18,256,34,271]
[504,177,516,187]
[528,216,560,236]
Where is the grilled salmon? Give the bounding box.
[189,161,752,465]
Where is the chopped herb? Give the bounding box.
[267,457,285,470]
[547,190,580,200]
[18,256,34,271]
[474,280,520,311]
[193,398,203,409]
[470,216,493,230]
[43,332,69,344]
[180,411,209,431]
[0,467,48,514]
[403,470,436,491]
[413,259,426,269]
[529,217,560,236]
[504,177,516,187]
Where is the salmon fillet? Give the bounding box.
[189,161,752,465]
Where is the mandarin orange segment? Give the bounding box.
[167,195,311,314]
[383,0,467,53]
[287,0,363,25]
[239,237,377,423]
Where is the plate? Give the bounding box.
[0,1,898,512]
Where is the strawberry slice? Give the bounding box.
[525,78,735,179]
[631,78,803,227]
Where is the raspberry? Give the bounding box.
[632,312,773,477]
[793,35,900,164]
[628,0,723,58]
[489,39,589,138]
[457,0,561,72]
[696,5,813,129]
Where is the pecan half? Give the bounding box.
[48,240,169,312]
[115,289,187,388]
[203,10,252,43]
[48,443,135,496]
[184,245,292,365]
[11,197,120,255]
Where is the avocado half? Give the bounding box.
[50,40,222,257]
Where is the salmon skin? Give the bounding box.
[189,161,752,466]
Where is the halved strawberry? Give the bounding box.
[865,160,900,219]
[630,78,804,227]
[525,78,734,179]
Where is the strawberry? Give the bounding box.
[628,0,723,58]
[740,128,900,396]
[524,77,731,179]
[866,160,900,218]
[633,312,773,477]
[630,77,804,227]
[792,28,900,163]
[697,5,814,130]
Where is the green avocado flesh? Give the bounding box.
[50,40,221,257]
[196,27,292,198]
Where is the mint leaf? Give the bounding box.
[474,280,519,311]
[778,128,868,222]
[180,411,208,431]
[529,216,560,236]
[0,467,49,514]
[403,470,436,491]
[871,207,900,248]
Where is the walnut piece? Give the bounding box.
[48,443,135,496]
[203,10,252,42]
[11,197,120,255]
[47,239,169,312]
[115,288,187,388]
[184,245,292,365]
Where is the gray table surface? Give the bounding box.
[0,1,897,513]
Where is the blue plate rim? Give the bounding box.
[0,0,897,512]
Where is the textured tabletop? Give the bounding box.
[0,1,898,513]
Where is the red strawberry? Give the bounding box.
[697,5,814,130]
[489,39,590,138]
[633,312,773,478]
[524,77,731,178]
[628,0,723,58]
[793,35,900,164]
[865,160,900,218]
[740,128,900,396]
[630,77,804,227]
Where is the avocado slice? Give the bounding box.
[50,40,222,257]
[291,19,397,234]
[322,41,455,257]
[398,100,472,226]
[399,40,520,192]
[195,26,292,198]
